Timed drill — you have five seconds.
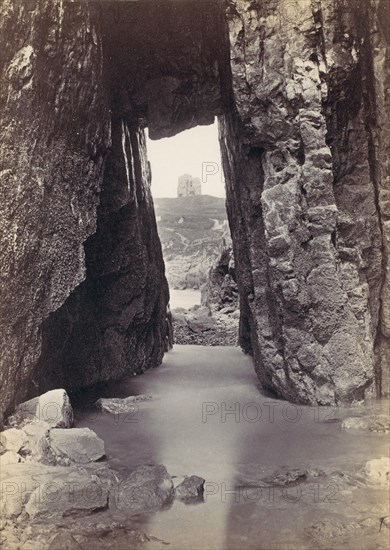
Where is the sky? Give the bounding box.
[146,120,225,198]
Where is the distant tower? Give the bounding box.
[177,174,202,197]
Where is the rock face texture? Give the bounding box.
[0,1,110,422]
[33,118,170,395]
[220,0,389,404]
[177,174,202,197]
[201,245,238,313]
[0,1,172,423]
[0,0,388,418]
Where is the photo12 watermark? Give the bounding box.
[0,477,339,514]
[202,401,339,424]
[203,480,339,504]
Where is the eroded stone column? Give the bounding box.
[221,0,389,403]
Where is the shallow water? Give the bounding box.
[75,346,389,550]
[169,289,201,309]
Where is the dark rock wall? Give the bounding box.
[0,1,110,421]
[322,0,390,398]
[100,0,226,139]
[33,118,170,394]
[0,1,171,422]
[220,0,389,404]
[0,0,226,423]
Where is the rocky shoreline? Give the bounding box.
[171,306,239,346]
[0,389,205,549]
[170,246,240,346]
[1,387,389,549]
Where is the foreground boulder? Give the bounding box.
[0,451,21,465]
[175,475,205,503]
[1,422,51,463]
[1,460,177,524]
[0,390,82,465]
[8,390,73,429]
[0,462,110,520]
[47,428,105,464]
[25,469,110,520]
[113,465,174,514]
[0,428,26,453]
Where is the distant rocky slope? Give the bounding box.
[154,195,230,289]
[171,246,239,346]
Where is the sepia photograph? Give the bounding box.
[0,0,389,548]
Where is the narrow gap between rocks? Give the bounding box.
[146,121,239,347]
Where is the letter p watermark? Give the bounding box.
[202,161,222,183]
[202,402,219,423]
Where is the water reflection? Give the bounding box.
[74,346,389,549]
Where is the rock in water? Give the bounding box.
[48,428,105,463]
[95,395,152,414]
[261,467,324,487]
[8,390,73,429]
[175,475,205,503]
[113,465,174,514]
[364,457,390,485]
[0,428,26,453]
[261,469,307,487]
[341,415,390,433]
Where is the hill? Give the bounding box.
[153,195,230,289]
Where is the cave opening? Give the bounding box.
[146,119,240,345]
[1,1,389,546]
